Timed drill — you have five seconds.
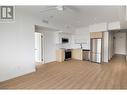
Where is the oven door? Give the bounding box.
[65,51,71,60]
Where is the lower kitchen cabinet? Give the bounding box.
[56,49,65,62]
[72,49,83,60]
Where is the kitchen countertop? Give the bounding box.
[82,49,91,51]
[58,48,91,51]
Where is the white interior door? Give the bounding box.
[35,32,42,62]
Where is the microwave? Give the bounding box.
[62,38,69,43]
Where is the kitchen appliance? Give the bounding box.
[62,38,69,43]
[65,49,71,60]
[91,38,102,63]
[83,50,90,61]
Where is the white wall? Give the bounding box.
[89,23,107,32]
[0,7,57,82]
[114,32,126,55]
[58,32,72,49]
[72,27,90,49]
[89,22,120,32]
[103,32,109,62]
[108,21,120,30]
[0,8,35,82]
[44,31,56,63]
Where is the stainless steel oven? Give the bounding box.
[65,49,71,61]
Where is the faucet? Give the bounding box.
[80,43,83,49]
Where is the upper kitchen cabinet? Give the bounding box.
[90,32,103,38]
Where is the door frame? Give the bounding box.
[41,32,45,64]
[35,32,45,64]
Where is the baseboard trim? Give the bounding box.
[0,68,36,82]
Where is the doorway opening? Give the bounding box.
[108,29,127,62]
[34,32,44,65]
[34,24,59,66]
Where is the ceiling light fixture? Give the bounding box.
[40,6,64,13]
[56,6,64,11]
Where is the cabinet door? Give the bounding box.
[72,49,82,60]
[90,32,103,38]
[56,49,65,62]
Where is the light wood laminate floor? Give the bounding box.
[0,55,127,89]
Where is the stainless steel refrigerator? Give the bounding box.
[91,38,102,63]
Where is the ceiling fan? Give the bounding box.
[40,6,79,13]
[40,6,64,13]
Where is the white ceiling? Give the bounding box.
[18,6,127,30]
